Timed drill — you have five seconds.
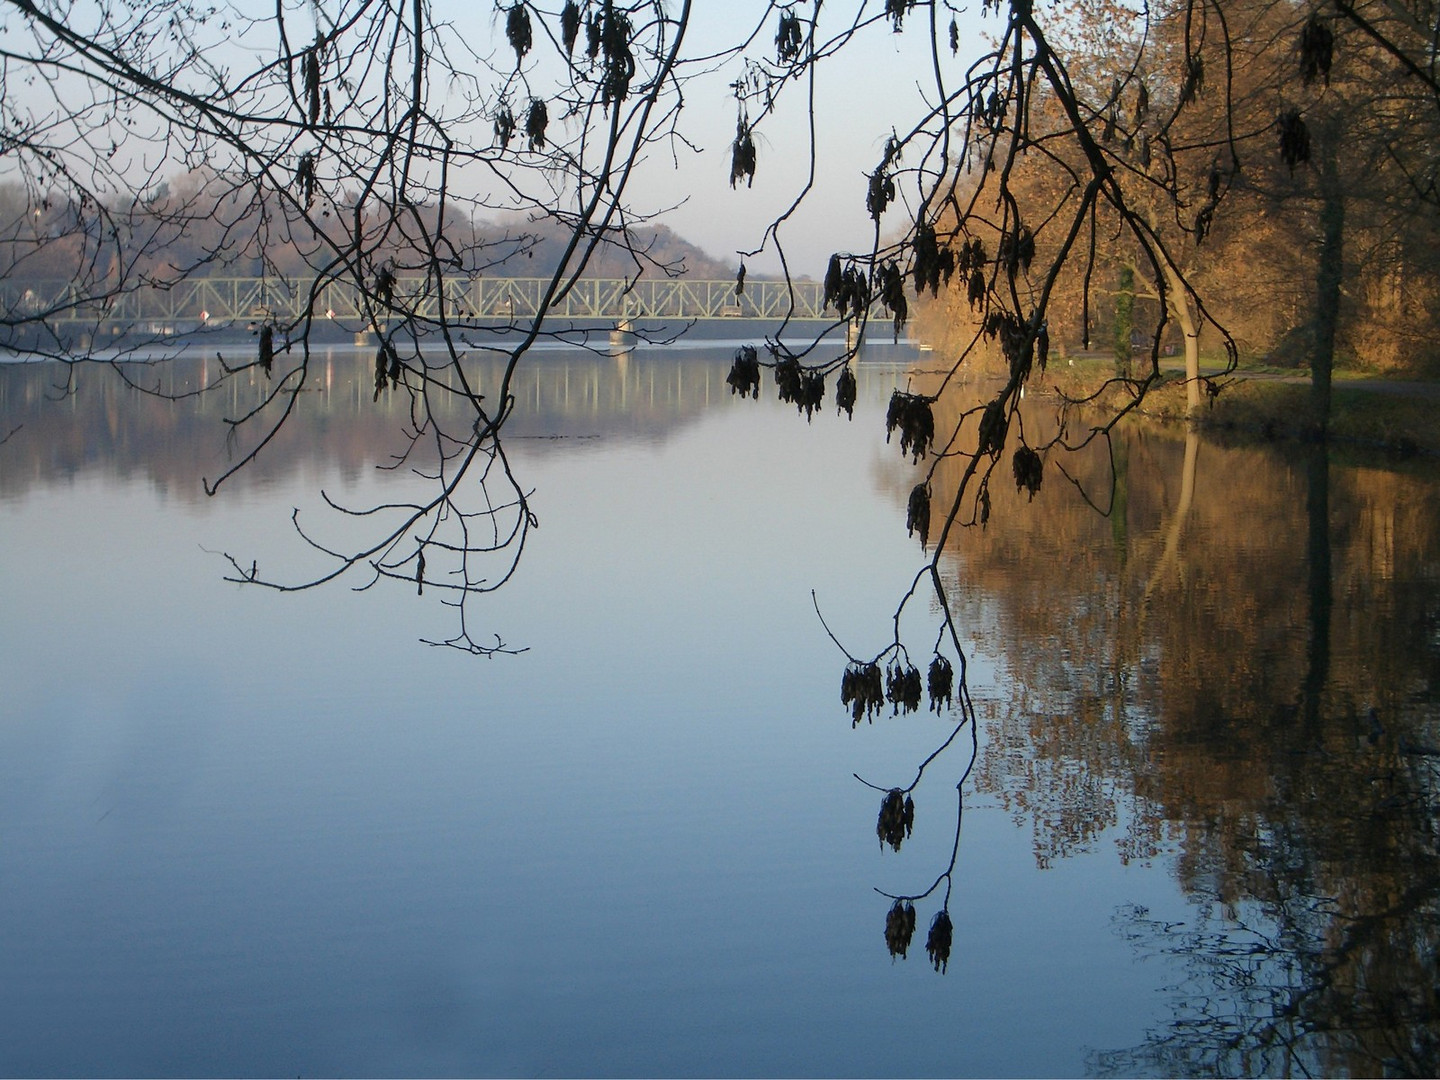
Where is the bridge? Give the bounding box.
[2,275,838,335]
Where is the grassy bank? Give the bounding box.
[1037,357,1440,457]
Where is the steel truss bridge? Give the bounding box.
[2,276,838,333]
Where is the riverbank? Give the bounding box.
[1038,357,1440,457]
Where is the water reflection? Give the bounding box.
[909,381,1440,1074]
[0,346,913,498]
[4,351,1440,1074]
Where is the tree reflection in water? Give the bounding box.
[907,381,1440,1074]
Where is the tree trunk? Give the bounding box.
[1313,131,1345,436]
[1160,260,1202,418]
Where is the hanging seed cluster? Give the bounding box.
[303,35,324,127]
[295,152,317,208]
[373,265,396,309]
[560,1,581,55]
[906,483,930,547]
[886,391,934,462]
[1013,445,1043,499]
[842,661,885,726]
[372,340,401,401]
[877,788,915,852]
[1279,109,1309,172]
[1300,15,1334,85]
[593,4,635,106]
[494,104,516,149]
[878,261,908,336]
[926,910,953,973]
[525,98,548,150]
[258,324,274,375]
[953,237,987,309]
[885,0,917,32]
[886,900,918,959]
[726,344,760,398]
[776,11,802,63]
[983,309,1032,377]
[731,118,756,188]
[999,225,1035,277]
[886,661,923,714]
[823,255,870,319]
[927,655,953,712]
[1179,55,1204,106]
[977,399,1008,457]
[505,3,532,64]
[835,366,857,418]
[773,355,802,403]
[911,224,956,297]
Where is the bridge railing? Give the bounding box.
[0,275,836,328]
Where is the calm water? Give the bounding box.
[2,349,1438,1077]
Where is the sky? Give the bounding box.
[2,0,997,281]
[383,0,995,278]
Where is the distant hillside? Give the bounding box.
[481,215,737,281]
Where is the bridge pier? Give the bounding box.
[610,317,635,350]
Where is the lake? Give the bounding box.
[2,347,1438,1077]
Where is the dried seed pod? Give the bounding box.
[877,788,914,851]
[734,261,746,296]
[730,118,756,188]
[886,899,917,959]
[295,152,317,209]
[906,483,930,547]
[886,662,923,714]
[866,167,896,220]
[505,3,532,64]
[796,370,825,420]
[773,356,802,404]
[304,40,322,126]
[841,661,885,725]
[494,104,516,150]
[977,399,1007,457]
[725,344,760,399]
[525,98,548,151]
[967,267,986,309]
[415,548,425,596]
[560,0,581,56]
[373,265,396,308]
[1179,55,1204,106]
[1300,15,1334,85]
[586,9,602,59]
[912,223,940,296]
[885,0,914,31]
[258,324,274,375]
[386,342,402,387]
[835,366,857,419]
[927,655,953,712]
[926,910,953,973]
[949,16,959,55]
[1013,445,1043,499]
[823,254,844,310]
[879,261,907,337]
[372,345,388,402]
[885,391,935,462]
[776,11,802,63]
[597,4,635,106]
[1279,109,1310,172]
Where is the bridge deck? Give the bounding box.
[2,276,836,330]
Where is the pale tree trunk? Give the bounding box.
[1160,259,1202,418]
